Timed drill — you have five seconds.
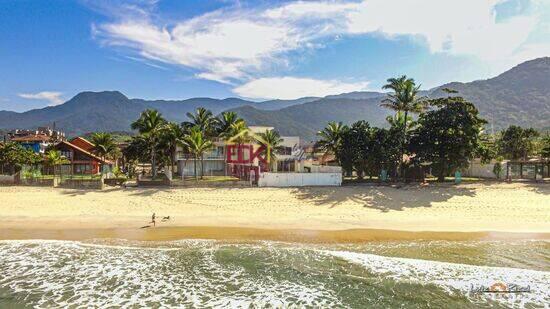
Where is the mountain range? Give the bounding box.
[1,57,549,141]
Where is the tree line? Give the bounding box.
[315,76,550,182]
[123,108,283,180]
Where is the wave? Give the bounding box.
[0,240,548,307]
[324,250,550,307]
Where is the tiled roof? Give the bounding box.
[57,140,114,164]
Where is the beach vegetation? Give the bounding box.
[90,132,119,166]
[45,150,70,177]
[497,125,540,160]
[255,129,284,168]
[131,109,166,178]
[316,121,348,165]
[409,94,487,182]
[381,75,426,179]
[0,142,41,175]
[181,126,214,180]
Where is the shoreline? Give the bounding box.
[2,226,549,243]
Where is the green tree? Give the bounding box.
[224,121,251,145]
[131,109,166,178]
[316,121,348,166]
[369,127,401,179]
[45,150,70,176]
[216,111,244,138]
[159,122,186,174]
[497,125,540,160]
[0,142,41,175]
[541,134,550,159]
[409,96,487,182]
[255,129,284,170]
[90,132,118,173]
[381,76,426,179]
[348,121,372,179]
[182,126,214,180]
[183,107,217,137]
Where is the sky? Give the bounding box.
[1,0,549,112]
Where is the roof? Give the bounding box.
[10,135,51,142]
[57,140,113,164]
[70,136,95,151]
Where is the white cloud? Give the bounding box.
[233,77,369,100]
[92,0,549,88]
[18,91,64,106]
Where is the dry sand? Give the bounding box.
[1,182,549,241]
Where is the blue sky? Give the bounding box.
[1,0,549,112]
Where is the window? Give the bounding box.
[60,150,72,160]
[74,164,91,174]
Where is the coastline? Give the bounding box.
[1,182,549,242]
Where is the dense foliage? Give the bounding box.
[409,96,487,182]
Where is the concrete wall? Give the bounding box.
[308,165,342,173]
[0,174,16,185]
[258,172,342,187]
[462,159,508,179]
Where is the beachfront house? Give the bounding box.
[174,126,306,178]
[51,139,113,175]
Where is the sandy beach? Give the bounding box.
[1,182,549,241]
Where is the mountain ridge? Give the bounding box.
[1,57,549,139]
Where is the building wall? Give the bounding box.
[177,159,225,177]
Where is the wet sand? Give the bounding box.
[1,226,549,243]
[1,183,549,242]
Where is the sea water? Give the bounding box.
[0,239,548,308]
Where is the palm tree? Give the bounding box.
[45,150,69,177]
[216,111,244,138]
[131,109,166,178]
[381,75,425,179]
[316,121,347,165]
[160,122,186,174]
[181,126,214,180]
[183,107,217,137]
[90,132,117,173]
[385,111,415,132]
[255,129,284,171]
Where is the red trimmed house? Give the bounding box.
[53,139,113,175]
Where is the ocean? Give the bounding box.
[0,239,548,308]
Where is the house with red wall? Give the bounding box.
[53,139,113,175]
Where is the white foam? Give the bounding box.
[324,250,550,307]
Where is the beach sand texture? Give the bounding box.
[1,183,548,239]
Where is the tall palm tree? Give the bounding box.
[216,111,244,138]
[183,107,217,137]
[131,109,166,178]
[316,121,347,165]
[45,150,69,176]
[255,129,284,170]
[181,126,214,180]
[90,132,117,173]
[224,121,251,145]
[160,122,186,174]
[381,75,425,179]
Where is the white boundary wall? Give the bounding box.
[258,172,342,187]
[0,174,16,184]
[462,159,509,179]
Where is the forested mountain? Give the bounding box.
[1,57,548,139]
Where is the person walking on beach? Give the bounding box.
[151,213,156,227]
